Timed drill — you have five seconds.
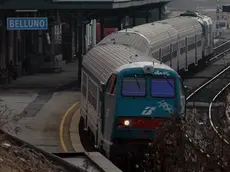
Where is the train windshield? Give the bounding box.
[151,78,175,98]
[121,76,146,97]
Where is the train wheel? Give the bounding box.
[87,129,97,151]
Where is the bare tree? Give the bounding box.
[0,101,25,134]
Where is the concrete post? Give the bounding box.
[100,17,104,41]
[92,19,96,47]
[71,19,75,60]
[77,25,83,87]
[62,19,72,63]
[0,14,6,70]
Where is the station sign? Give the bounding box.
[7,17,48,30]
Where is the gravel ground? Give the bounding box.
[0,134,66,172]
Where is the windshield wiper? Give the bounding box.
[134,74,141,90]
[163,75,174,91]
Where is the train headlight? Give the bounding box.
[124,120,131,126]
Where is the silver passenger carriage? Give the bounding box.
[99,11,214,72]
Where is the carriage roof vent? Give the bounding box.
[180,11,198,17]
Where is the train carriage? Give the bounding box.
[80,43,186,159]
[98,11,213,72]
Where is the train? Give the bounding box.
[80,43,186,159]
[99,11,214,72]
[80,10,214,160]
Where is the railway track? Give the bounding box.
[209,83,230,145]
[184,41,230,171]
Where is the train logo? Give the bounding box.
[153,70,170,76]
[141,107,156,115]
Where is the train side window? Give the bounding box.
[162,54,171,63]
[173,43,178,51]
[152,50,159,60]
[180,47,186,54]
[172,50,177,58]
[188,43,195,51]
[88,78,98,110]
[107,75,117,95]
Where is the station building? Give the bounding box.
[0,0,171,85]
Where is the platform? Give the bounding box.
[67,108,122,172]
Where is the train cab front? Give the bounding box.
[107,63,186,156]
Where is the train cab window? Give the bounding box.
[151,78,175,98]
[121,76,146,97]
[107,75,117,95]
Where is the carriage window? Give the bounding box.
[173,43,178,51]
[88,78,98,110]
[121,77,146,97]
[180,47,186,54]
[82,72,87,97]
[162,54,171,63]
[172,50,177,58]
[151,78,175,98]
[188,43,196,51]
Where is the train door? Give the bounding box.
[103,75,117,151]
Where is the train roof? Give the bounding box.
[82,44,174,84]
[99,16,202,54]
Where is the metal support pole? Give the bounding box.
[158,7,162,20]
[51,26,55,70]
[117,16,122,30]
[132,14,136,27]
[145,10,149,23]
[77,25,82,87]
[216,0,221,37]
